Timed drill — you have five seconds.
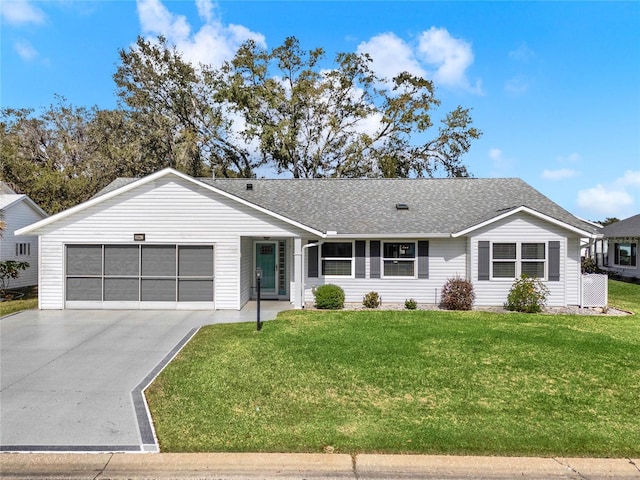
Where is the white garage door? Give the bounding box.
[65,244,214,308]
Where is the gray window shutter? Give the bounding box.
[549,241,560,281]
[355,241,366,278]
[308,241,318,278]
[417,241,429,279]
[370,241,381,279]
[478,241,490,281]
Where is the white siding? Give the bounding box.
[37,176,308,309]
[1,200,47,288]
[469,212,582,306]
[303,237,467,304]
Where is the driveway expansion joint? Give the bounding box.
[92,453,114,480]
[552,457,588,480]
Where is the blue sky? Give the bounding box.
[1,0,639,222]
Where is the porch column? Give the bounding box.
[293,237,303,308]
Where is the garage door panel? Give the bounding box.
[141,279,176,301]
[178,279,213,302]
[142,246,176,276]
[104,278,139,301]
[105,246,139,276]
[67,277,102,301]
[179,246,214,276]
[67,245,102,276]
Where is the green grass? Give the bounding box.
[608,279,639,313]
[147,280,640,457]
[0,287,38,317]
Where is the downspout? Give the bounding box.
[300,241,322,309]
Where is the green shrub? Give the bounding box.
[505,275,549,313]
[404,298,418,310]
[313,284,345,310]
[581,257,601,274]
[362,291,381,308]
[440,277,475,310]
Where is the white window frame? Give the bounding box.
[381,241,417,279]
[614,242,637,268]
[491,241,547,280]
[320,241,354,278]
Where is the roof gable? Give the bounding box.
[0,193,48,218]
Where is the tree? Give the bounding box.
[0,260,29,298]
[1,101,109,213]
[114,36,260,178]
[594,217,619,227]
[217,36,481,178]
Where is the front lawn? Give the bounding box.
[0,287,38,317]
[147,280,639,456]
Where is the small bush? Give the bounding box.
[404,298,418,310]
[362,291,381,308]
[313,284,345,310]
[440,277,475,310]
[505,275,549,313]
[581,257,601,274]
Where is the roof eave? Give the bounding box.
[451,206,598,239]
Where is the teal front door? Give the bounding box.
[255,242,278,297]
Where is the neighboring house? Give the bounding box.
[16,168,600,310]
[597,214,639,280]
[0,182,49,289]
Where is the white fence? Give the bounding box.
[581,274,608,308]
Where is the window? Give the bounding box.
[614,243,637,267]
[383,242,416,277]
[492,242,545,279]
[15,243,31,256]
[321,242,353,276]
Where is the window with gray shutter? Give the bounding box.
[418,241,429,279]
[307,241,319,278]
[355,241,366,278]
[478,241,490,281]
[548,241,560,281]
[370,241,381,278]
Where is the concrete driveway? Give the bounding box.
[0,303,290,452]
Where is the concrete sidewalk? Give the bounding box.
[1,453,638,479]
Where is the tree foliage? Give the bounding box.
[2,35,482,212]
[218,37,481,178]
[114,36,260,178]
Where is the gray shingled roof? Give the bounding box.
[95,174,599,236]
[600,214,640,238]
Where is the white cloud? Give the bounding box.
[14,39,38,61]
[488,148,515,176]
[136,0,265,68]
[576,185,634,216]
[557,152,581,163]
[576,170,640,218]
[418,27,483,94]
[505,75,530,95]
[508,42,535,63]
[356,32,426,87]
[357,27,482,94]
[0,0,46,25]
[615,169,640,187]
[542,168,578,181]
